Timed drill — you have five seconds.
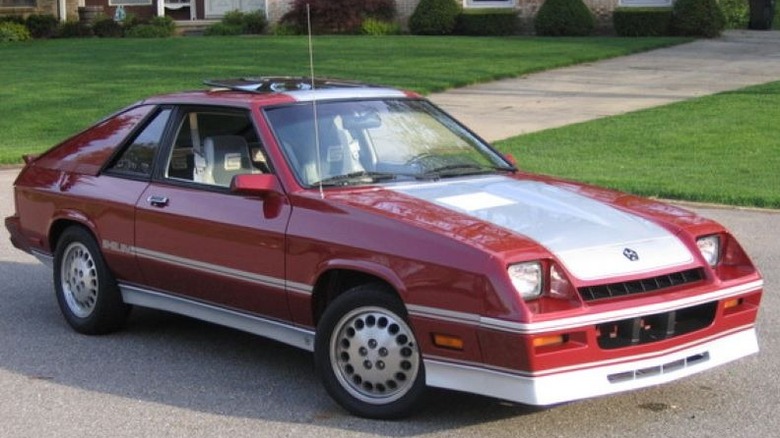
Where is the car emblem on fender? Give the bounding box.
[623,248,640,261]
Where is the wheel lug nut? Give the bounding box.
[376,361,385,370]
[363,360,373,370]
[368,339,378,349]
[378,347,388,357]
[359,347,368,356]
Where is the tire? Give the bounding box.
[314,284,425,419]
[53,226,130,335]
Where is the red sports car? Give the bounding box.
[5,77,762,419]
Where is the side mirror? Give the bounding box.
[230,174,283,197]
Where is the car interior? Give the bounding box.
[166,110,268,187]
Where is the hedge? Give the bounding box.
[613,7,672,37]
[456,9,519,36]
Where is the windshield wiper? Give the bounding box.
[310,171,398,187]
[422,163,504,179]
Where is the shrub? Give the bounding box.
[242,10,268,34]
[613,7,672,37]
[123,16,175,38]
[57,21,94,38]
[281,0,395,34]
[455,9,519,36]
[122,13,145,31]
[204,23,244,36]
[720,0,749,29]
[222,9,246,27]
[0,15,25,25]
[126,24,170,38]
[26,14,59,39]
[149,15,176,36]
[210,9,268,35]
[361,18,401,35]
[92,17,124,38]
[534,0,595,36]
[0,22,31,42]
[672,0,725,37]
[409,0,462,35]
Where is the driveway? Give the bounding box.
[431,30,780,141]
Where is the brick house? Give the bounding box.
[1,0,672,28]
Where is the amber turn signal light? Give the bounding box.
[433,334,464,351]
[532,334,565,348]
[724,298,743,310]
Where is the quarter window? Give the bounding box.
[108,109,171,177]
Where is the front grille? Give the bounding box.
[579,268,705,302]
[596,302,717,349]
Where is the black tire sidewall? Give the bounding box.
[314,284,426,419]
[53,226,128,335]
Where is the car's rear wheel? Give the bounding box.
[315,284,425,419]
[53,226,129,335]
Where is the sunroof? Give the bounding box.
[204,77,375,94]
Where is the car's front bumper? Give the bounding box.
[425,325,758,405]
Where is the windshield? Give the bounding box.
[264,99,513,187]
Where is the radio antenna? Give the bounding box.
[307,4,324,199]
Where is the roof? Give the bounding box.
[139,77,415,107]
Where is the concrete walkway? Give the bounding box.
[430,30,780,142]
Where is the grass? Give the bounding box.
[496,81,780,209]
[0,35,686,163]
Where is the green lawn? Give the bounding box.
[0,35,685,163]
[497,81,780,209]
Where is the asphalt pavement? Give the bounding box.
[2,30,780,437]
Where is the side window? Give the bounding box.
[164,109,269,187]
[108,109,172,177]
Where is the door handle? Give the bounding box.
[147,195,169,207]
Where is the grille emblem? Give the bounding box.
[623,248,639,262]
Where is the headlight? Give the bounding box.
[697,235,721,267]
[508,262,542,300]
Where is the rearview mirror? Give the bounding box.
[342,110,382,130]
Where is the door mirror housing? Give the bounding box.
[230,174,283,197]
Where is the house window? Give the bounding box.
[464,0,515,8]
[108,0,152,6]
[0,0,36,7]
[618,0,673,6]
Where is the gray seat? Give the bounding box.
[278,118,363,185]
[202,135,252,186]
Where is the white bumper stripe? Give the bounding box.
[425,327,758,406]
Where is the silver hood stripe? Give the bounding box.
[391,176,693,281]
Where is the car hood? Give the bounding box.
[374,175,695,282]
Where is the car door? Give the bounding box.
[133,106,292,320]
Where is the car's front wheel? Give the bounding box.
[315,284,425,419]
[53,226,130,335]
